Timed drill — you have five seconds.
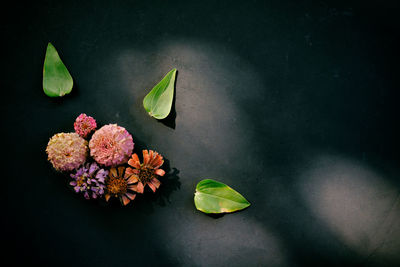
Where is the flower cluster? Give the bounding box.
[46,113,165,206]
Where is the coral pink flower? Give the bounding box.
[105,166,137,206]
[46,133,88,171]
[89,124,134,166]
[74,113,97,138]
[126,150,165,193]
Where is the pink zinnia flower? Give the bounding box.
[74,113,97,138]
[126,150,165,193]
[89,124,134,166]
[46,133,88,171]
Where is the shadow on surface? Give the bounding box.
[97,158,181,213]
[138,158,181,207]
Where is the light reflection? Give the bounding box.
[114,40,287,266]
[115,39,264,164]
[300,154,400,264]
[161,214,289,267]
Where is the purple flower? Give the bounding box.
[69,162,108,199]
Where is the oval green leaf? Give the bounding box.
[143,68,176,119]
[194,179,251,214]
[43,42,73,97]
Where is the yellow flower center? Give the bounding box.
[139,167,156,183]
[77,176,86,187]
[106,177,127,196]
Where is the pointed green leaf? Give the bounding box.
[194,179,251,214]
[43,42,73,97]
[143,68,176,119]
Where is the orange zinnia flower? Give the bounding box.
[104,166,137,206]
[126,150,165,193]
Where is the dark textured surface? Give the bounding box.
[3,1,400,266]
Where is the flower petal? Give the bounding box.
[89,163,99,175]
[126,175,139,184]
[128,156,141,169]
[152,154,164,169]
[149,151,159,166]
[109,168,118,178]
[151,177,161,188]
[128,159,140,169]
[128,184,138,191]
[105,194,111,202]
[126,168,140,175]
[125,167,134,175]
[149,151,162,166]
[143,150,150,165]
[136,182,144,193]
[121,195,130,206]
[154,169,165,177]
[126,192,136,200]
[117,166,125,177]
[96,169,108,179]
[147,181,157,193]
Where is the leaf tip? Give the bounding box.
[46,42,55,50]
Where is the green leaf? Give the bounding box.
[143,68,176,119]
[194,179,251,214]
[43,42,73,97]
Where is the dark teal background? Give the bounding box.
[3,1,400,266]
